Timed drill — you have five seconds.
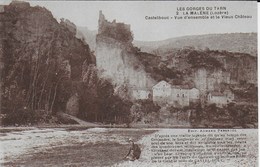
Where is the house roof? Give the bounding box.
[153,81,199,91]
[210,92,224,96]
[172,85,191,89]
[153,80,171,89]
[190,87,199,91]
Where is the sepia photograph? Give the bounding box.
[0,0,258,166]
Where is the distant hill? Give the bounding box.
[76,27,97,51]
[133,33,257,57]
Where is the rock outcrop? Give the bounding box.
[95,11,155,98]
[144,48,257,104]
[66,93,79,116]
[60,18,77,36]
[95,11,257,104]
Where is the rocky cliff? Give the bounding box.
[76,27,97,51]
[1,1,94,123]
[169,49,257,86]
[95,11,155,97]
[141,48,257,103]
[95,11,257,103]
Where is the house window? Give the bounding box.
[177,94,179,97]
[182,94,184,97]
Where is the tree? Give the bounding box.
[129,100,160,124]
[206,104,217,122]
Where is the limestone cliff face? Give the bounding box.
[193,52,257,94]
[96,10,257,102]
[186,51,257,98]
[193,68,230,91]
[95,11,155,95]
[215,53,257,84]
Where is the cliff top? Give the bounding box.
[97,11,133,43]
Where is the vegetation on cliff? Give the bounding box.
[1,3,257,128]
[1,4,133,126]
[79,66,132,124]
[190,103,257,128]
[1,2,93,125]
[136,47,256,87]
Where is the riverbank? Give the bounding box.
[0,127,157,166]
[114,129,258,167]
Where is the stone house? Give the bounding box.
[207,92,228,107]
[171,85,190,107]
[223,89,235,102]
[152,81,200,107]
[189,88,200,103]
[208,89,235,107]
[152,81,172,104]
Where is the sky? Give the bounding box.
[1,1,257,41]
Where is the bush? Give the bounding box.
[2,109,56,126]
[2,109,34,125]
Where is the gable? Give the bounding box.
[153,81,171,89]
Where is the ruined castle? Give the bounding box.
[97,11,132,43]
[95,11,155,99]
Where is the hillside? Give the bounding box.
[1,1,94,125]
[76,27,97,51]
[1,2,136,127]
[134,33,257,57]
[75,29,257,57]
[137,47,257,86]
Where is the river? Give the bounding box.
[0,127,157,166]
[0,127,257,167]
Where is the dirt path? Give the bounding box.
[57,112,100,126]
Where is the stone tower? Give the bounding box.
[98,10,105,34]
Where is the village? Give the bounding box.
[94,11,236,109]
[132,80,235,108]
